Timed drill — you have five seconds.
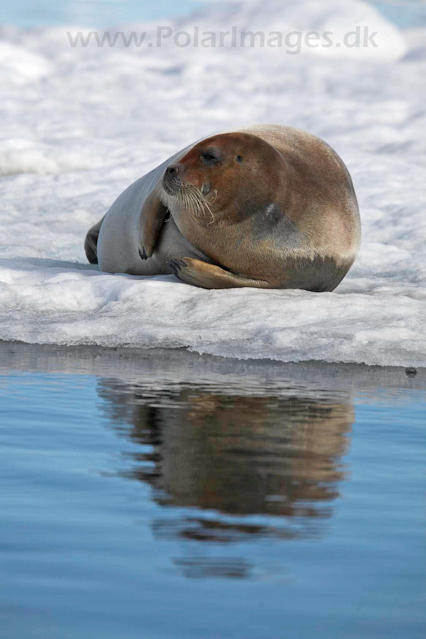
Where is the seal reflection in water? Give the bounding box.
[98,380,354,578]
[85,125,361,291]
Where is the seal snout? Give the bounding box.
[163,163,183,195]
[165,163,181,177]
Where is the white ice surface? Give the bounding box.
[0,0,425,367]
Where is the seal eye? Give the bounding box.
[201,151,217,163]
[236,155,243,163]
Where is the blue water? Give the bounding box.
[1,0,426,28]
[0,344,425,639]
[0,0,203,27]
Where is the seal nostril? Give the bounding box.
[166,164,178,176]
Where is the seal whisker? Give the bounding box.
[184,187,201,218]
[161,180,215,225]
[186,187,205,219]
[186,186,215,225]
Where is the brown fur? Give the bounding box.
[158,130,360,290]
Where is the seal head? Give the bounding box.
[160,132,286,231]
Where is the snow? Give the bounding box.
[0,0,425,367]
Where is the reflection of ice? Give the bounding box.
[1,341,425,584]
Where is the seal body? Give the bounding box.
[85,125,361,291]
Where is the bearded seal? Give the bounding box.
[85,124,360,291]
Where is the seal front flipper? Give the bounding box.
[84,215,105,265]
[167,258,271,290]
[139,187,169,259]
